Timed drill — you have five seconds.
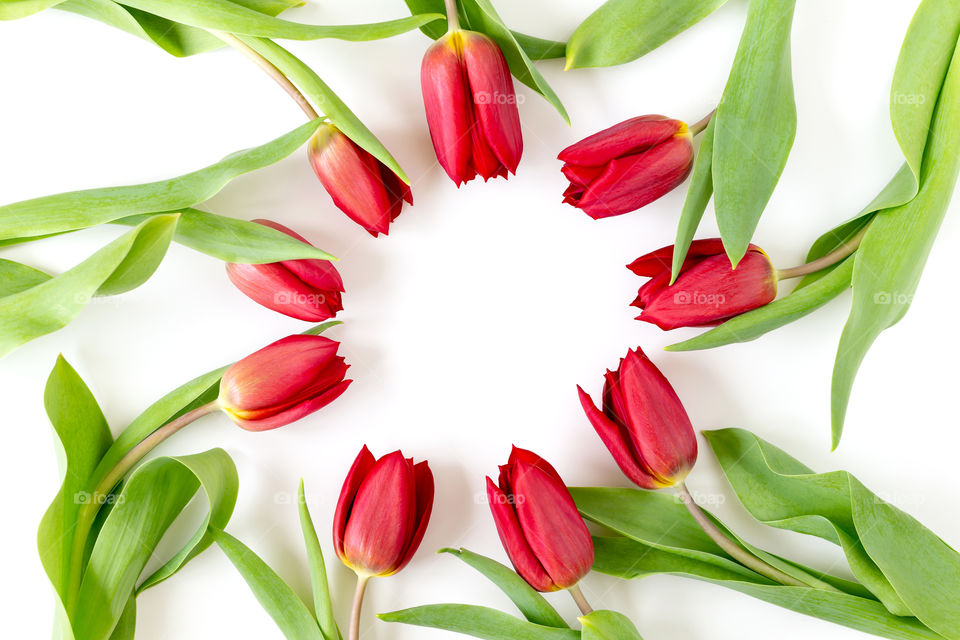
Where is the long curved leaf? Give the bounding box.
[580,610,643,640]
[115,208,336,262]
[72,449,238,640]
[237,36,410,183]
[0,0,66,19]
[380,605,579,640]
[118,0,441,41]
[0,214,179,357]
[298,482,340,640]
[0,120,319,240]
[831,28,960,445]
[704,428,960,638]
[671,116,716,281]
[440,548,569,629]
[712,0,797,267]
[565,0,727,69]
[214,528,325,640]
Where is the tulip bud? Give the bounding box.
[309,123,413,237]
[334,446,434,577]
[486,447,594,592]
[578,348,697,489]
[225,219,344,321]
[628,239,777,329]
[421,30,523,185]
[219,334,351,431]
[558,115,694,219]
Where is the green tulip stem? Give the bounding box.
[64,400,221,615]
[349,574,371,640]
[776,224,869,280]
[689,109,715,136]
[568,584,594,616]
[675,482,812,588]
[209,30,320,120]
[444,0,461,31]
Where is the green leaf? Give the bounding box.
[214,528,325,640]
[237,36,410,183]
[403,0,565,59]
[459,0,569,122]
[117,0,441,41]
[380,605,579,640]
[704,427,960,634]
[832,28,960,446]
[57,0,299,57]
[712,0,797,267]
[73,449,238,640]
[136,450,239,591]
[565,0,727,69]
[671,116,716,281]
[0,0,66,19]
[592,537,942,640]
[702,429,909,614]
[298,482,340,640]
[665,256,853,351]
[0,258,51,296]
[0,215,179,358]
[115,208,336,263]
[580,610,643,640]
[439,548,569,629]
[0,120,320,240]
[38,357,113,611]
[108,596,137,640]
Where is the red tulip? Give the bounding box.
[628,239,777,329]
[558,115,693,219]
[578,348,697,490]
[309,123,412,237]
[421,30,523,185]
[486,447,593,592]
[219,334,351,431]
[225,219,343,321]
[334,446,434,577]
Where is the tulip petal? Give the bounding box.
[575,135,694,219]
[577,385,661,490]
[395,460,435,573]
[627,238,727,277]
[507,446,565,487]
[468,120,508,182]
[558,116,682,166]
[631,270,672,309]
[486,477,556,592]
[561,163,604,189]
[421,34,475,185]
[309,126,399,237]
[343,452,417,576]
[228,378,351,432]
[616,349,697,485]
[333,445,377,560]
[639,250,777,329]
[461,31,523,175]
[226,261,341,322]
[511,460,593,589]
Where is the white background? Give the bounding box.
[1,1,958,638]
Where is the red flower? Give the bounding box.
[558,116,693,218]
[334,446,434,577]
[629,239,777,329]
[219,335,351,431]
[226,219,343,321]
[578,348,697,489]
[421,30,523,185]
[486,447,593,591]
[309,123,412,237]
